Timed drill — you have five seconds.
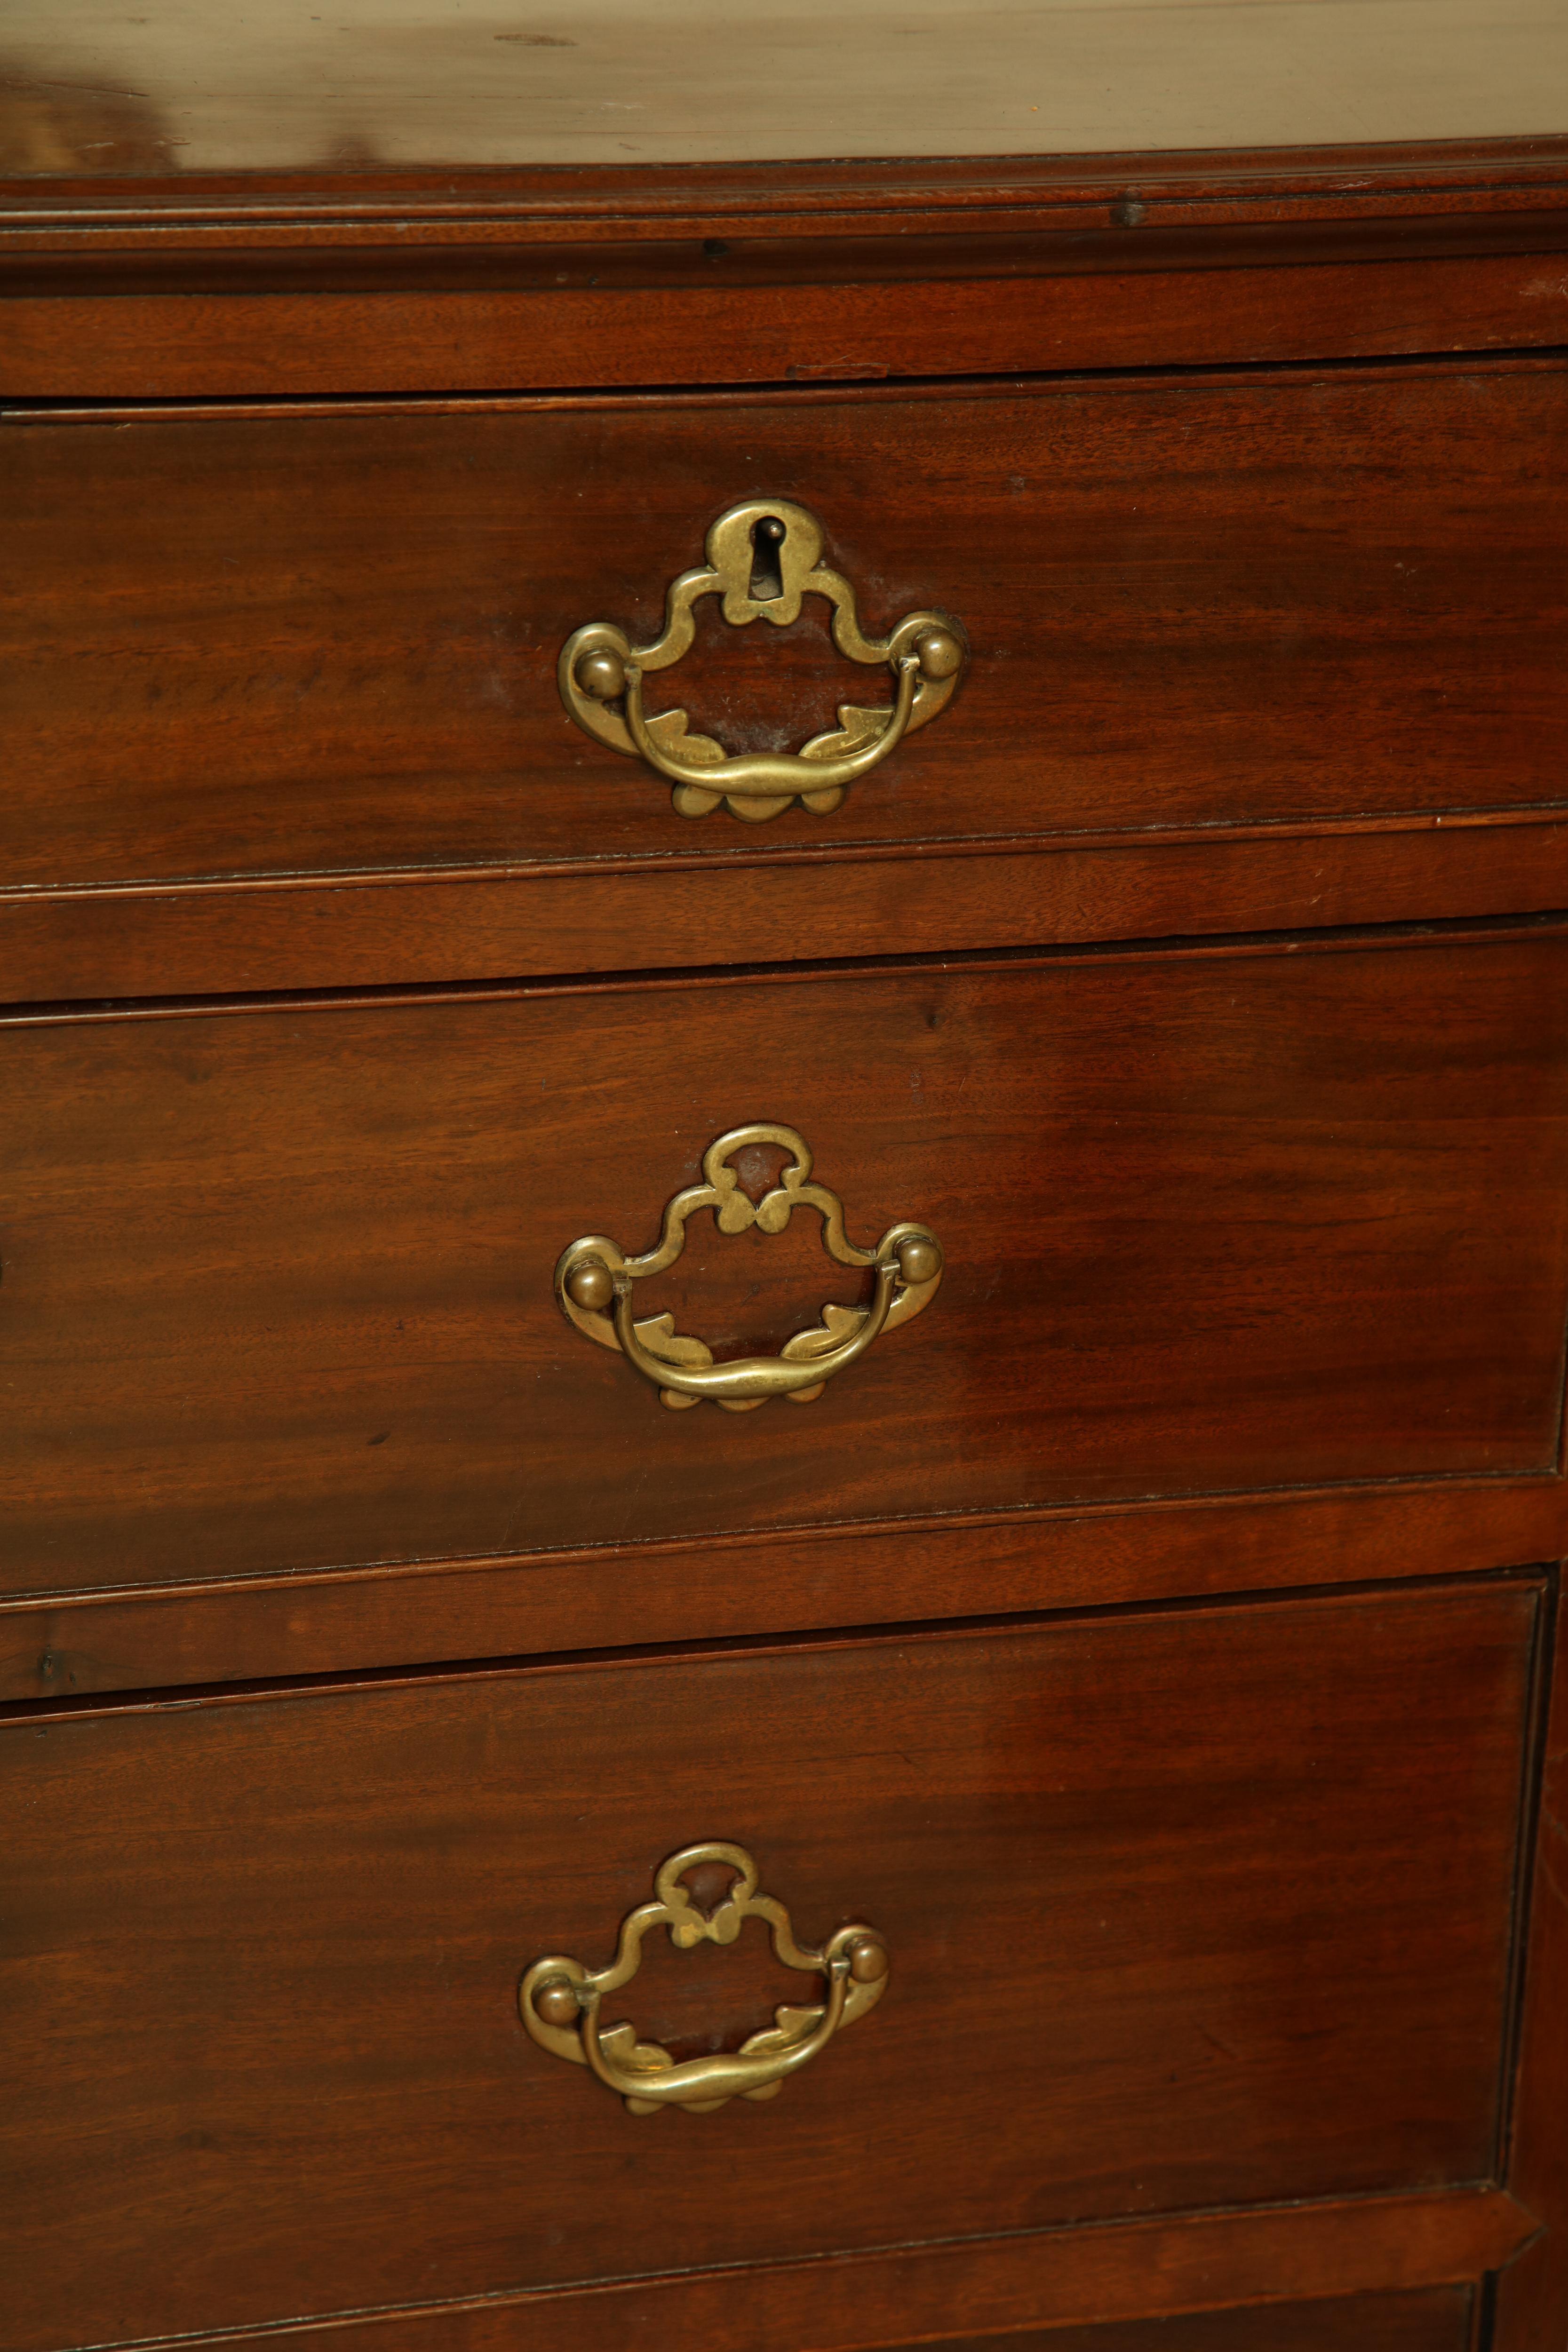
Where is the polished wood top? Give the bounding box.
[2,0,1565,183]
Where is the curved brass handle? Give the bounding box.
[559,498,965,822]
[623,648,922,800]
[519,1841,890,2115]
[555,1120,943,1412]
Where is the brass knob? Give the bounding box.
[846,1936,890,1985]
[566,1258,615,1312]
[895,1234,943,1286]
[575,648,627,703]
[533,1976,582,2027]
[914,626,963,681]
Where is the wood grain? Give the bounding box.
[5,143,1567,253]
[1493,1585,1568,2350]
[3,1477,1562,1707]
[8,246,1568,395]
[863,2286,1478,2352]
[12,213,1568,308]
[6,364,1564,894]
[8,50,1568,2352]
[35,2217,1517,2352]
[4,930,1567,1599]
[6,816,1568,1008]
[0,1581,1540,2350]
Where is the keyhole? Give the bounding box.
[749,515,786,601]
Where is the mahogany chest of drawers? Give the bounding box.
[3,8,1568,2350]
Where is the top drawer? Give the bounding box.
[4,358,1565,898]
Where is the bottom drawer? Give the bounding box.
[2,1575,1541,2351]
[910,2288,1475,2352]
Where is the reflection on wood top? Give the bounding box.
[1,0,1565,182]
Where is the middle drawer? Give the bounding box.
[4,925,1565,1596]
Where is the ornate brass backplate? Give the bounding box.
[519,1841,890,2114]
[554,1120,944,1411]
[558,498,966,820]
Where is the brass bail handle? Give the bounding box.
[519,1840,891,2114]
[558,498,966,822]
[553,1121,944,1413]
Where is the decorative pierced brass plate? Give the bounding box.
[558,498,966,820]
[555,1120,943,1411]
[519,1841,890,2114]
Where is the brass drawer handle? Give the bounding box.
[520,1841,890,2115]
[555,1120,943,1412]
[559,498,965,822]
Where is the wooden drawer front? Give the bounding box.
[4,360,1564,897]
[4,930,1566,1597]
[893,2290,1475,2352]
[2,1582,1539,2351]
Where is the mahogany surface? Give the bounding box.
[4,929,1566,1597]
[6,1477,1562,1709]
[12,247,1568,394]
[1492,1586,1568,2352]
[5,365,1565,892]
[63,2197,1523,2352]
[4,9,1568,2346]
[5,817,1568,1008]
[0,1581,1540,2350]
[880,2290,1479,2352]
